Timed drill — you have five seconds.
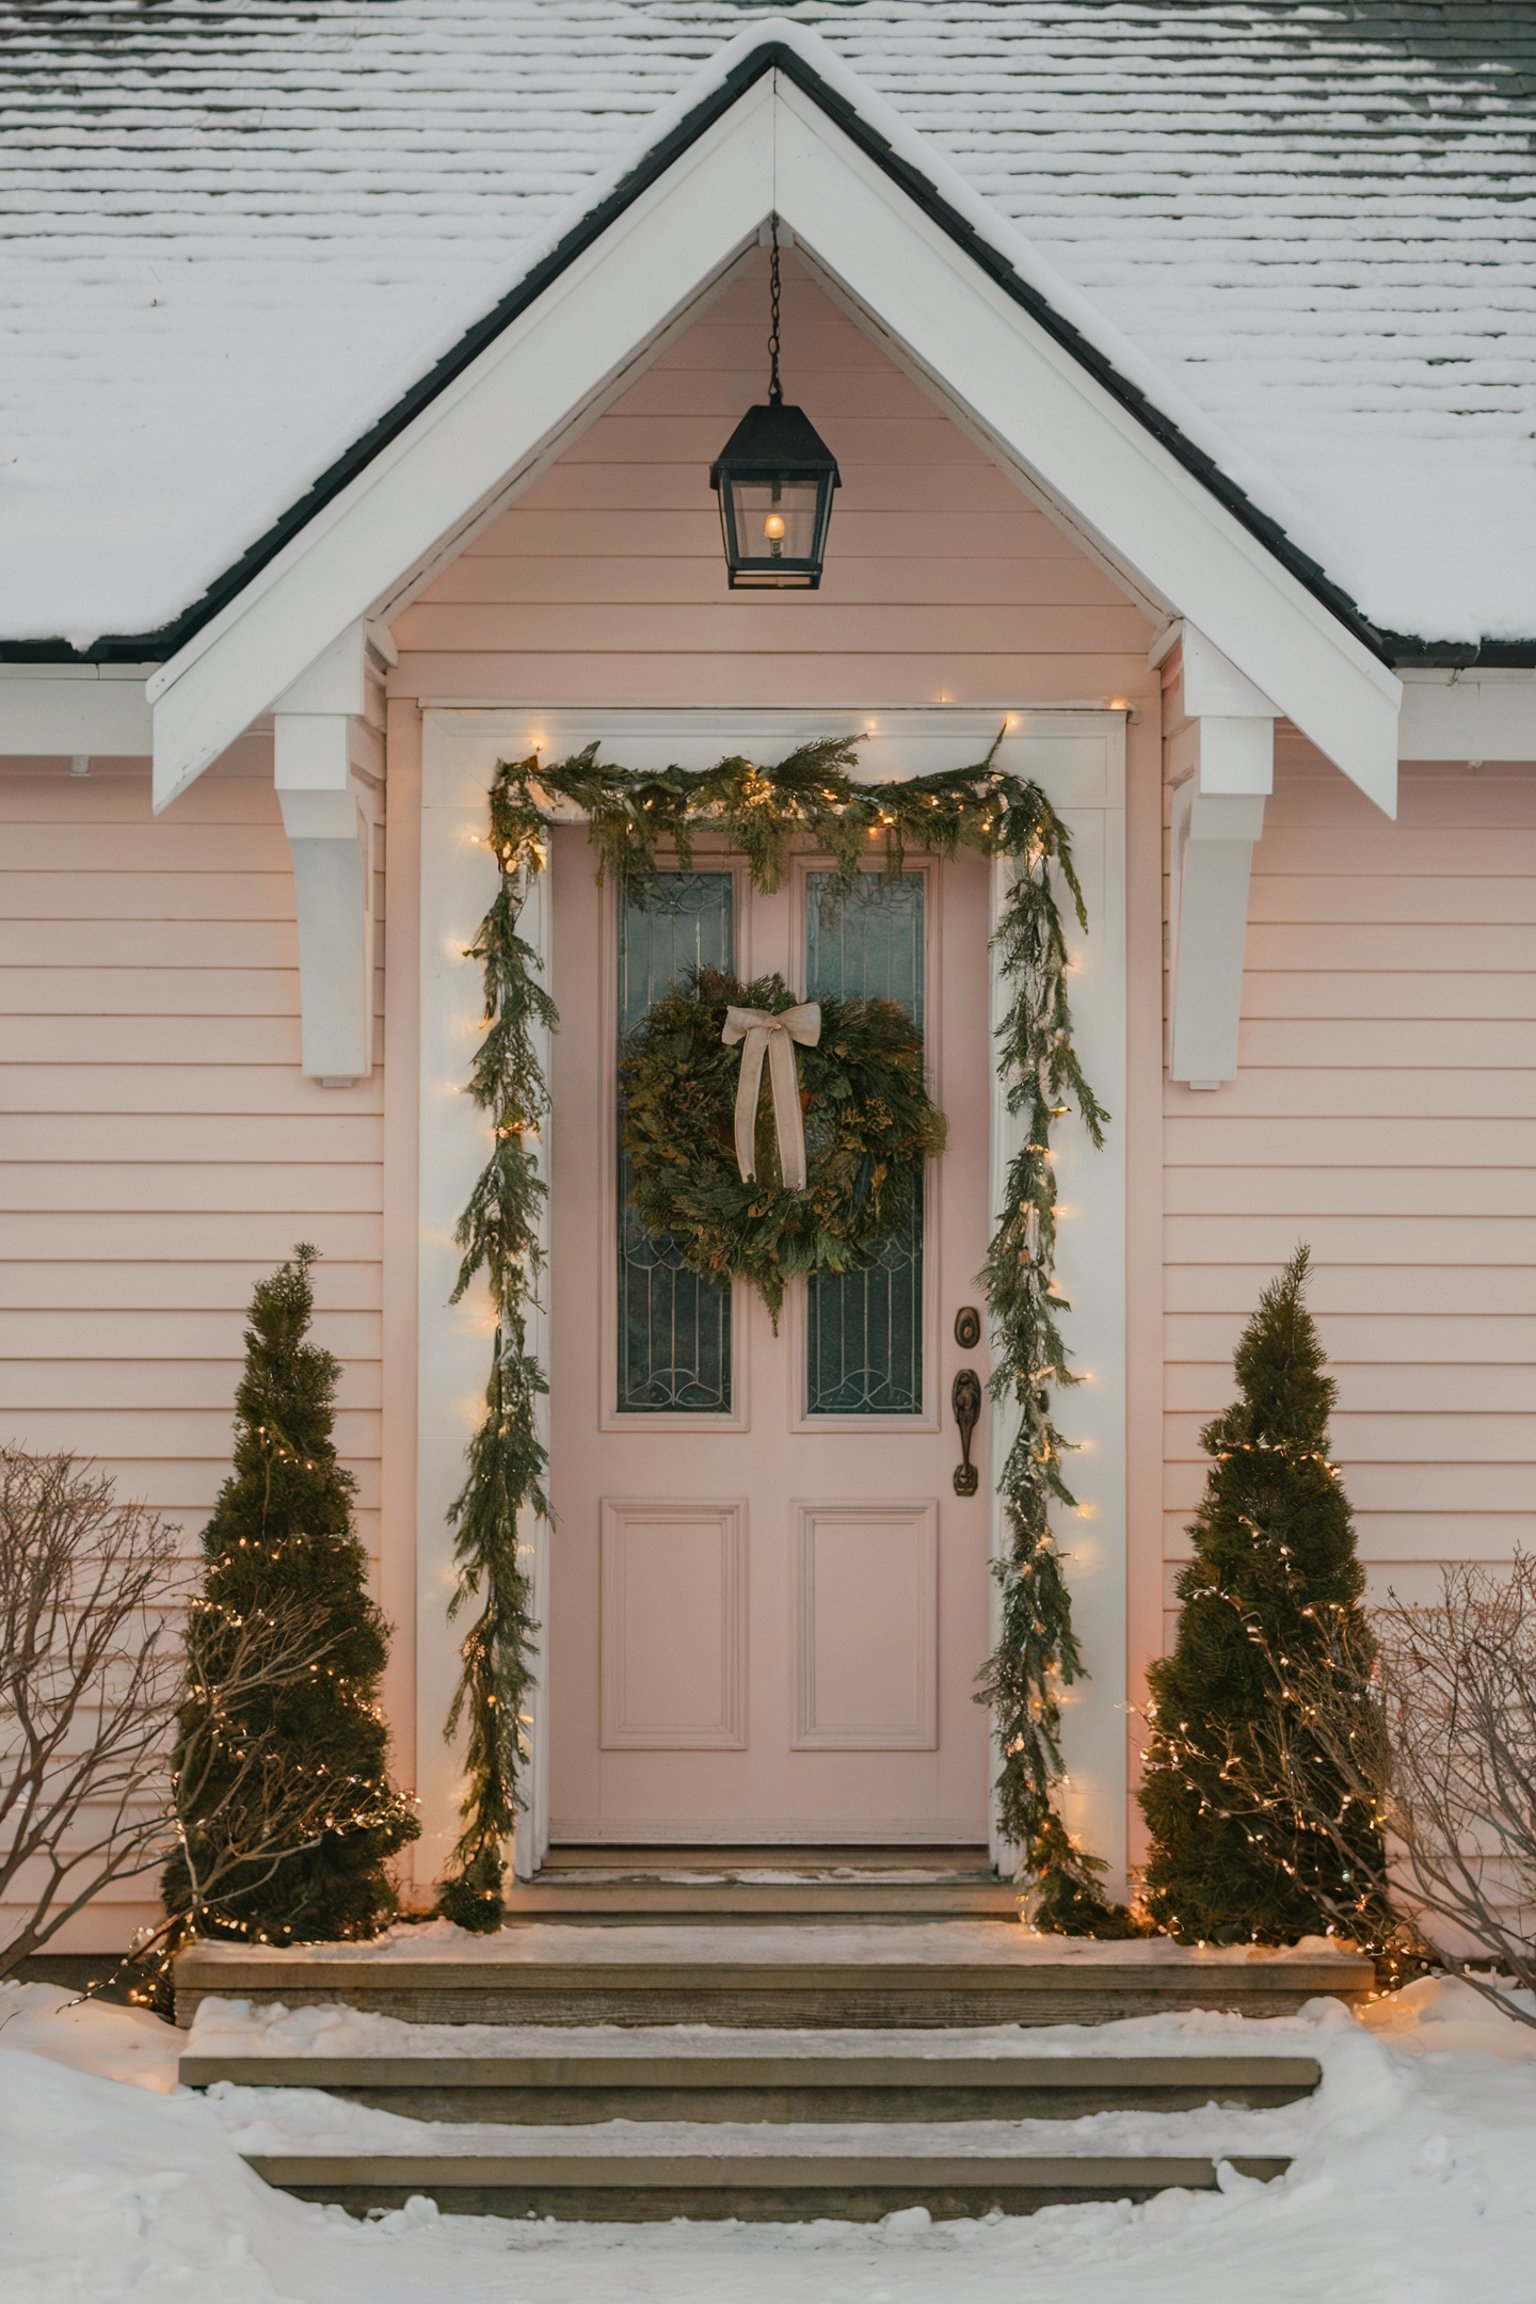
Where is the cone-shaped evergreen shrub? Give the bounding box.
[165,1247,417,1943]
[1139,1246,1383,1944]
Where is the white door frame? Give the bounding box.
[416,704,1127,1888]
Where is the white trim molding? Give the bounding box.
[144,67,1399,814]
[1164,623,1275,1091]
[418,705,1130,1895]
[0,664,155,755]
[1398,669,1536,762]
[272,621,388,1083]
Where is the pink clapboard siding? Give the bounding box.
[0,737,387,1943]
[391,251,1156,709]
[1161,715,1536,1649]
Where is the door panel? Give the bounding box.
[600,1500,747,1749]
[549,826,991,1842]
[793,1501,937,1750]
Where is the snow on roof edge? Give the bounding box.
[1,15,1525,666]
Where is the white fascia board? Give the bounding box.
[147,80,775,809]
[1398,670,1536,763]
[0,663,154,755]
[772,83,1399,816]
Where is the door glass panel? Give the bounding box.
[616,873,734,1414]
[804,870,925,1416]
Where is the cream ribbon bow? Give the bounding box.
[721,1002,822,1193]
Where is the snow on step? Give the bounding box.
[182,2050,1320,2124]
[240,2124,1295,2222]
[174,1920,1374,2030]
[230,2094,1300,2223]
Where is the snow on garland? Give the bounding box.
[442,736,1130,1933]
[620,967,947,1326]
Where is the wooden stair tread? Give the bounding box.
[246,2140,1293,2219]
[536,1845,994,1878]
[175,1929,1371,2031]
[181,2049,1322,2088]
[499,1883,1021,1920]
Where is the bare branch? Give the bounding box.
[0,1452,365,1991]
[1216,1555,1536,2024]
[0,1454,182,1977]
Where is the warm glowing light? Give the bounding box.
[763,511,787,542]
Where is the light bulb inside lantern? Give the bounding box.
[763,512,786,543]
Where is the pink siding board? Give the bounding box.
[0,749,390,1943]
[1166,1315,1536,1365]
[1161,704,1536,1683]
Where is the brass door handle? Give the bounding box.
[952,1368,982,1496]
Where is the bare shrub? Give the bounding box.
[1376,1556,1536,2015]
[0,1453,181,1976]
[1214,1555,1536,2022]
[0,1452,355,1986]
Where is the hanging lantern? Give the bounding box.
[711,223,840,589]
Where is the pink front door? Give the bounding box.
[547,830,992,1843]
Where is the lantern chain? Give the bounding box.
[767,215,783,405]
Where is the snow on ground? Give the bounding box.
[2,1976,1535,2303]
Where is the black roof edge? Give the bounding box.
[0,37,1531,677]
[1380,636,1536,671]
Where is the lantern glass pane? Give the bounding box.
[727,477,821,570]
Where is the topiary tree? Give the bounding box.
[1139,1245,1386,1945]
[165,1246,417,1944]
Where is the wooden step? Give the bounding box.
[537,1844,995,1879]
[180,2043,1322,2122]
[244,2134,1293,2222]
[175,1924,1374,2031]
[500,1879,1021,1923]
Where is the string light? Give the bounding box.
[444,734,1113,1930]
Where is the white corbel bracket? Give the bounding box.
[1165,626,1276,1090]
[273,622,383,1085]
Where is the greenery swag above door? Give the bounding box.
[440,737,1129,1936]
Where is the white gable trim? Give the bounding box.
[146,66,1399,812]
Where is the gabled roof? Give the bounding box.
[0,1,1532,659]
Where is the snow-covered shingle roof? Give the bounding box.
[2,0,1532,654]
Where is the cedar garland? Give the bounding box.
[442,736,1127,1931]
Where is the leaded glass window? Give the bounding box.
[616,874,734,1414]
[804,870,926,1416]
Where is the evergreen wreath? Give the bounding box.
[619,966,947,1324]
[444,735,1129,1933]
